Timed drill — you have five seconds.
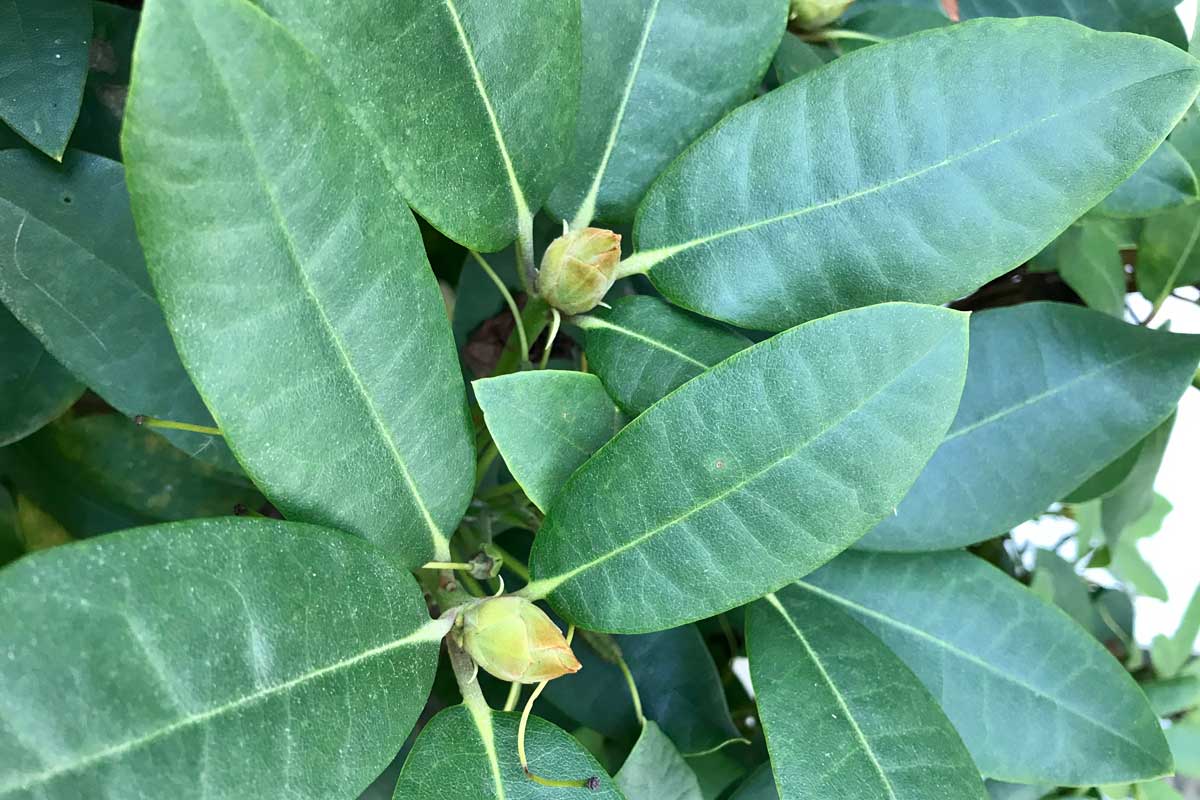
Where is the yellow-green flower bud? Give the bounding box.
[459,596,582,684]
[537,227,621,315]
[789,0,853,29]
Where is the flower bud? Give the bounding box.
[459,596,581,684]
[537,227,621,315]
[789,0,853,29]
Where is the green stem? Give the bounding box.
[134,415,222,436]
[539,308,562,369]
[503,681,522,713]
[488,541,531,582]
[515,212,538,295]
[478,481,523,501]
[799,29,886,44]
[616,655,645,725]
[494,297,550,377]
[421,561,473,571]
[476,442,499,486]
[1193,368,1200,391]
[471,250,529,366]
[519,626,596,789]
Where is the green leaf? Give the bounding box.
[728,766,778,800]
[392,705,624,800]
[254,0,580,252]
[123,0,475,564]
[1065,437,1144,504]
[1166,716,1200,778]
[985,782,1054,800]
[1137,205,1200,311]
[1143,675,1200,717]
[0,517,447,799]
[839,6,951,52]
[1103,414,1175,543]
[858,303,1200,552]
[525,303,969,632]
[843,0,946,17]
[24,413,263,523]
[0,148,236,470]
[0,488,22,567]
[1057,223,1128,317]
[1101,494,1172,602]
[772,32,831,84]
[547,0,785,226]
[1135,780,1185,800]
[542,624,741,755]
[575,295,752,415]
[624,18,1200,331]
[960,0,1187,47]
[748,587,987,799]
[1152,585,1200,678]
[474,371,625,513]
[67,1,139,162]
[1031,550,1106,640]
[0,305,82,446]
[0,0,92,159]
[798,550,1172,784]
[616,720,704,800]
[1098,141,1199,218]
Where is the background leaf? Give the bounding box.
[959,0,1187,47]
[1152,585,1200,678]
[1056,223,1128,317]
[0,305,82,447]
[616,720,704,800]
[525,303,968,632]
[838,6,951,51]
[123,0,475,564]
[771,33,830,84]
[575,295,751,415]
[546,0,785,226]
[0,149,234,470]
[627,18,1200,331]
[748,587,986,799]
[727,765,778,800]
[0,0,92,159]
[799,550,1172,784]
[1137,203,1200,310]
[0,517,446,799]
[1097,141,1198,218]
[858,303,1200,552]
[1101,414,1175,543]
[474,371,625,513]
[392,705,624,800]
[255,0,580,252]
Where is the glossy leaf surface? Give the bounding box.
[799,550,1172,784]
[0,306,82,446]
[256,0,580,251]
[628,18,1200,331]
[0,0,91,159]
[1097,141,1198,218]
[526,303,969,632]
[576,295,752,415]
[0,149,233,469]
[749,587,986,799]
[123,0,475,563]
[547,0,785,226]
[0,518,446,799]
[392,705,623,800]
[474,371,625,513]
[616,720,703,800]
[859,303,1200,552]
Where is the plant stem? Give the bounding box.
[494,297,550,377]
[421,561,473,571]
[616,654,645,726]
[134,415,222,436]
[471,250,529,366]
[478,481,523,501]
[539,308,562,369]
[515,212,538,295]
[503,681,522,713]
[519,626,596,789]
[799,29,886,44]
[488,541,531,582]
[476,442,499,486]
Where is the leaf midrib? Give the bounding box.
[180,0,449,558]
[0,620,445,795]
[794,579,1165,765]
[763,593,900,800]
[627,67,1198,273]
[524,324,959,598]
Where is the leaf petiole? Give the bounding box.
[518,624,597,789]
[133,415,222,436]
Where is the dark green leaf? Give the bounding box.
[67,1,139,161]
[728,765,778,800]
[525,303,969,632]
[1030,550,1105,640]
[772,33,830,84]
[799,550,1172,784]
[959,0,1187,47]
[255,0,580,252]
[0,149,234,470]
[859,303,1200,552]
[616,720,704,800]
[0,305,82,446]
[123,0,475,564]
[839,6,951,52]
[1064,437,1144,503]
[1057,223,1127,317]
[542,625,742,755]
[1102,414,1175,543]
[575,295,752,415]
[392,705,624,800]
[0,518,446,799]
[748,587,986,799]
[842,0,946,17]
[0,0,92,159]
[1166,716,1200,778]
[1137,205,1200,310]
[547,0,785,226]
[1098,141,1198,218]
[474,371,625,513]
[1143,675,1200,717]
[625,18,1200,331]
[0,488,20,567]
